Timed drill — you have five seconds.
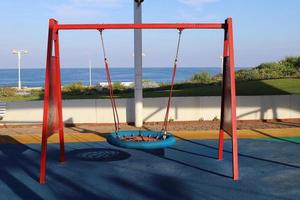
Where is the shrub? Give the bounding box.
[30,89,42,96]
[142,80,159,88]
[255,62,297,79]
[236,69,260,81]
[292,71,300,78]
[280,56,300,69]
[168,117,174,123]
[158,82,170,87]
[0,87,17,97]
[62,82,85,95]
[112,82,127,90]
[190,72,216,84]
[212,116,219,121]
[236,59,299,81]
[92,84,103,92]
[198,117,204,121]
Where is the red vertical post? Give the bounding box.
[218,18,239,180]
[218,23,229,161]
[227,17,239,180]
[39,19,65,184]
[53,24,65,163]
[218,129,224,160]
[39,19,55,184]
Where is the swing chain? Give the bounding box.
[174,29,183,63]
[98,29,108,62]
[162,29,184,137]
[98,29,120,132]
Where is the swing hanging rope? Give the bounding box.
[98,28,182,136]
[162,29,183,135]
[99,29,120,132]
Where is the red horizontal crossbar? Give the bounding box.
[56,23,225,30]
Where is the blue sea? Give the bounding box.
[0,67,235,87]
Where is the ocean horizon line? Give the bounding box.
[0,67,245,87]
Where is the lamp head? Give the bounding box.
[135,0,144,6]
[12,49,28,54]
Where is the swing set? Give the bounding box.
[39,18,238,184]
[100,28,179,149]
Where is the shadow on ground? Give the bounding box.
[0,133,299,199]
[67,148,130,162]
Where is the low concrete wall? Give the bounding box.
[1,95,300,124]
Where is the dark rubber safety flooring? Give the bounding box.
[0,138,299,200]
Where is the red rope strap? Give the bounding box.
[162,62,177,133]
[99,30,120,132]
[162,29,183,134]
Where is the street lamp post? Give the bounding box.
[12,49,28,90]
[220,55,224,66]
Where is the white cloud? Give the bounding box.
[177,0,219,7]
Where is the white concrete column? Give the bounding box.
[134,0,143,127]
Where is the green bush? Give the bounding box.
[293,71,300,78]
[280,56,300,69]
[61,82,131,96]
[142,80,159,88]
[190,72,216,84]
[62,82,86,95]
[236,69,260,81]
[212,116,219,121]
[255,62,297,79]
[92,84,103,92]
[112,82,127,90]
[30,89,43,96]
[0,87,17,97]
[235,57,300,81]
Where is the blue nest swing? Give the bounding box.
[107,130,176,149]
[98,29,183,150]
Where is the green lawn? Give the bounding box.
[1,78,299,102]
[236,79,300,95]
[145,78,300,97]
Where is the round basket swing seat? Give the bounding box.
[106,130,176,149]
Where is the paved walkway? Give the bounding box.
[0,139,299,200]
[0,126,299,199]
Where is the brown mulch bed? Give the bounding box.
[0,119,299,135]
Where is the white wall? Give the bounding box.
[1,95,300,124]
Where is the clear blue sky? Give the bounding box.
[0,0,300,68]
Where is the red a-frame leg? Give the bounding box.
[218,18,239,180]
[39,19,65,184]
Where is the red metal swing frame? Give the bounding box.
[39,17,239,184]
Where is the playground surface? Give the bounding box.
[0,126,299,199]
